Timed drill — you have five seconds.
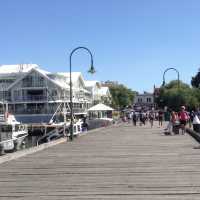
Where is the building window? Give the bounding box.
[22,73,44,87]
[147,98,151,103]
[138,98,142,103]
[52,90,57,97]
[14,90,21,101]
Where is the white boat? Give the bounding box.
[0,113,28,152]
[48,102,84,138]
[67,119,83,137]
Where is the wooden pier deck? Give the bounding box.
[0,122,200,199]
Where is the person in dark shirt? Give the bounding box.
[132,112,137,126]
[149,112,155,128]
[158,110,164,127]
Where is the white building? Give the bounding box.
[85,80,101,104]
[133,92,154,111]
[0,64,111,123]
[98,87,112,105]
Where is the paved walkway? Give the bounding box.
[0,122,199,200]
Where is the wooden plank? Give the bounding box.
[0,122,199,199]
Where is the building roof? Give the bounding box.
[88,103,114,111]
[98,87,110,95]
[50,78,70,89]
[7,67,69,90]
[136,93,154,97]
[85,80,101,87]
[0,65,92,93]
[47,73,69,89]
[0,64,50,75]
[56,72,83,83]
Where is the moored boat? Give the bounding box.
[0,112,28,152]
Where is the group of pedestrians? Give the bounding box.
[131,110,167,128]
[124,110,157,128]
[165,106,189,135]
[122,105,192,135]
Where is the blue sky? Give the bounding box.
[0,0,200,92]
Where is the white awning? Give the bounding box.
[88,103,114,111]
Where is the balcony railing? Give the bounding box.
[22,82,45,88]
[14,109,48,115]
[14,95,48,102]
[13,107,87,115]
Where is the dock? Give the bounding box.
[0,122,199,199]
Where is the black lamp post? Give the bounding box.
[162,67,180,88]
[69,47,95,141]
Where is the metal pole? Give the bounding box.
[69,51,73,141]
[69,47,95,141]
[162,67,180,89]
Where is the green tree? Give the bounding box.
[155,80,199,111]
[165,80,190,90]
[191,68,200,88]
[109,84,136,109]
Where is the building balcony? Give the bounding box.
[13,106,53,115]
[13,107,87,115]
[22,83,45,88]
[14,95,48,102]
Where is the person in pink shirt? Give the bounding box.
[178,106,189,134]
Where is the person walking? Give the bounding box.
[129,112,133,124]
[189,111,195,128]
[158,109,164,127]
[139,111,145,126]
[132,111,137,126]
[178,106,189,134]
[149,112,154,128]
[169,111,178,134]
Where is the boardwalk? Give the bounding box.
[0,122,199,199]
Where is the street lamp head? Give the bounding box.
[162,80,165,87]
[88,63,96,74]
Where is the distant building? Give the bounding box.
[85,80,101,104]
[153,85,160,98]
[133,92,155,111]
[0,64,112,123]
[98,86,112,105]
[101,80,119,87]
[153,86,162,109]
[85,81,112,105]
